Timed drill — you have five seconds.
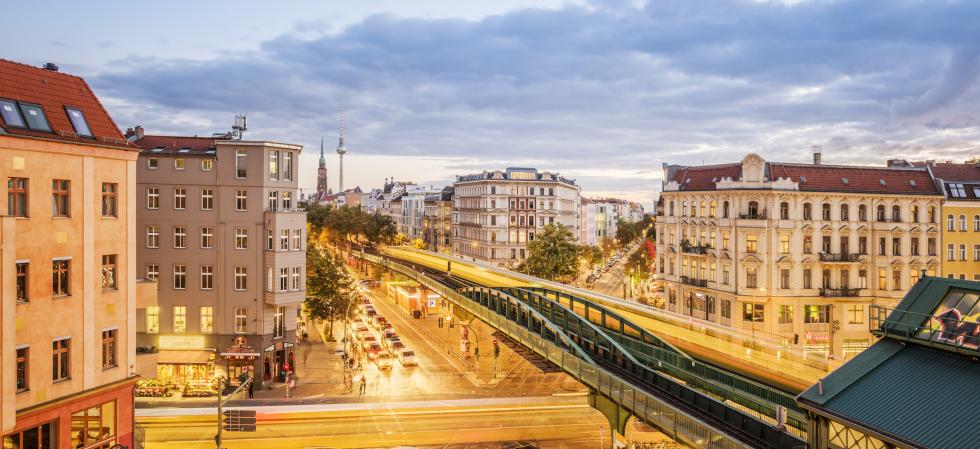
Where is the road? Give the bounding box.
[381,246,822,392]
[138,396,673,449]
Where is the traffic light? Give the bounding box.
[793,334,799,345]
[438,317,444,328]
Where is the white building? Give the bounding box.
[579,197,645,246]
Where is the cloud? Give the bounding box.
[90,0,980,205]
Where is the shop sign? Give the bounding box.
[805,331,830,342]
[159,334,207,350]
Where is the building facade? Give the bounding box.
[579,197,645,246]
[422,187,454,254]
[919,161,980,281]
[452,167,580,267]
[0,60,143,449]
[655,153,943,361]
[132,130,306,386]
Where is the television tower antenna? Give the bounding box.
[336,106,347,192]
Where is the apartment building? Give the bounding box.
[910,161,980,280]
[0,59,146,448]
[452,167,580,267]
[579,197,645,246]
[655,152,943,361]
[131,128,306,387]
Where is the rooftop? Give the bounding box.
[133,135,222,157]
[456,167,577,185]
[0,59,130,149]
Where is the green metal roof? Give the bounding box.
[798,276,980,449]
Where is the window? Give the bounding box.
[53,259,70,296]
[780,202,789,219]
[858,204,867,221]
[173,264,186,289]
[721,299,731,319]
[742,303,764,323]
[280,230,289,250]
[878,268,887,290]
[71,401,117,449]
[267,229,274,250]
[804,305,830,324]
[65,107,92,137]
[879,237,887,256]
[146,264,158,281]
[822,203,831,221]
[893,269,902,291]
[52,179,70,217]
[878,205,886,221]
[19,103,51,131]
[928,237,937,256]
[174,158,186,170]
[746,267,758,288]
[268,191,279,211]
[201,226,214,249]
[780,268,790,289]
[52,338,70,381]
[99,182,117,217]
[283,151,294,181]
[16,347,28,392]
[172,306,187,333]
[745,234,757,253]
[235,307,247,333]
[200,265,213,290]
[892,205,901,222]
[235,227,248,249]
[975,215,980,232]
[282,191,293,210]
[822,269,831,288]
[274,306,285,339]
[778,305,793,324]
[949,183,967,198]
[892,237,901,256]
[803,268,812,289]
[948,214,955,231]
[959,244,967,260]
[7,177,28,217]
[147,157,159,169]
[147,187,159,209]
[292,267,301,290]
[780,234,790,254]
[911,237,919,256]
[236,189,247,211]
[0,99,25,127]
[911,205,919,222]
[292,229,301,250]
[747,201,759,216]
[174,226,186,248]
[974,244,980,261]
[6,422,57,449]
[146,225,159,248]
[723,201,730,218]
[201,188,214,210]
[840,204,849,221]
[173,187,186,210]
[947,243,956,261]
[146,306,160,333]
[859,269,868,289]
[803,203,812,220]
[200,306,214,333]
[803,235,812,253]
[858,236,867,254]
[848,305,864,324]
[235,266,247,291]
[102,329,117,369]
[201,159,214,171]
[269,150,279,180]
[101,255,117,290]
[280,267,289,292]
[236,149,248,178]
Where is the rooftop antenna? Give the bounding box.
[232,114,247,140]
[336,106,348,192]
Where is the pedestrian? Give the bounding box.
[358,374,367,396]
[247,376,254,399]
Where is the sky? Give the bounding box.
[3,0,980,208]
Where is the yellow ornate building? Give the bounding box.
[909,161,980,280]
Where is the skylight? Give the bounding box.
[151,147,164,153]
[915,289,980,350]
[879,179,887,186]
[842,178,849,185]
[910,180,917,187]
[0,100,24,128]
[799,175,807,184]
[65,107,92,137]
[18,103,51,132]
[973,187,980,198]
[949,183,967,198]
[178,147,191,153]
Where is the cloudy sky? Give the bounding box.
[4,0,980,207]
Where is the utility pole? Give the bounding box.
[216,377,252,449]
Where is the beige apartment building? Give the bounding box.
[131,128,306,387]
[655,152,944,361]
[0,59,147,449]
[452,167,580,267]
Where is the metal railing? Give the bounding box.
[738,211,766,220]
[818,253,862,262]
[870,305,980,354]
[819,288,861,297]
[680,276,709,288]
[680,240,711,255]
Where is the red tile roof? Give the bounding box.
[133,135,225,156]
[914,162,980,183]
[0,59,130,149]
[670,161,940,195]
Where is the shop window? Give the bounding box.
[71,401,117,449]
[742,303,764,323]
[173,306,187,333]
[804,305,830,324]
[3,421,56,448]
[201,306,214,333]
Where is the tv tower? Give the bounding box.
[336,107,347,193]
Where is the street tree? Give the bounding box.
[599,236,618,261]
[519,224,582,282]
[363,212,397,246]
[615,218,639,246]
[304,245,358,340]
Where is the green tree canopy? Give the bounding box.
[518,224,582,282]
[305,245,359,338]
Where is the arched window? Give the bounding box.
[877,205,886,221]
[822,203,831,221]
[892,205,901,222]
[723,201,730,218]
[841,204,850,221]
[947,214,955,231]
[803,203,812,220]
[780,202,789,220]
[974,215,980,232]
[748,201,759,217]
[858,204,867,221]
[960,214,967,231]
[682,201,687,216]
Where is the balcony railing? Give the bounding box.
[680,276,708,287]
[818,252,862,262]
[738,211,767,220]
[679,240,711,255]
[819,288,860,297]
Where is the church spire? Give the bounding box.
[319,136,325,165]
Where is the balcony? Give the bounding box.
[819,288,860,297]
[680,240,711,255]
[738,211,767,220]
[819,252,862,262]
[680,276,708,288]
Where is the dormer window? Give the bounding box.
[842,178,849,185]
[0,100,25,127]
[800,176,807,184]
[910,180,917,187]
[65,107,92,137]
[147,158,159,169]
[879,179,887,187]
[18,103,51,132]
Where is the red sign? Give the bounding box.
[805,332,830,342]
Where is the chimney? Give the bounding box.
[812,145,822,165]
[42,62,59,72]
[926,160,935,166]
[124,128,135,138]
[134,125,144,139]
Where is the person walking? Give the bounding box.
[358,374,367,396]
[247,375,254,399]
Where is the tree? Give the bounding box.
[411,238,427,249]
[306,204,334,236]
[624,246,653,282]
[518,224,582,282]
[615,218,639,247]
[305,245,358,340]
[599,236,618,261]
[363,212,397,245]
[581,244,603,268]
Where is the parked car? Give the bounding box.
[359,333,378,350]
[398,349,418,366]
[374,352,393,370]
[384,336,401,351]
[372,316,388,329]
[363,307,378,319]
[365,342,383,359]
[389,340,406,352]
[351,319,368,332]
[382,329,397,340]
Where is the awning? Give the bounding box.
[157,349,214,365]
